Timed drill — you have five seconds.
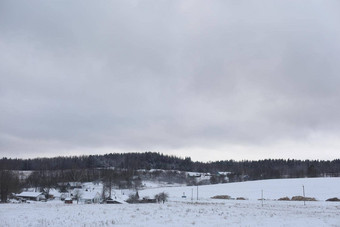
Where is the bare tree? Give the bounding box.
[73,189,83,204]
[101,169,114,201]
[155,192,169,204]
[40,170,57,199]
[0,170,20,203]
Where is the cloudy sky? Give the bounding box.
[1,0,340,161]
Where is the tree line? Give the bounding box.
[1,152,339,179]
[1,152,340,202]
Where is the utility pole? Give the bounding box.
[197,185,198,200]
[261,190,264,207]
[191,188,193,201]
[302,185,306,206]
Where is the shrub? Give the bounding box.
[278,197,290,201]
[211,195,231,200]
[236,197,246,200]
[126,192,140,204]
[326,197,340,202]
[291,196,316,201]
[155,192,169,203]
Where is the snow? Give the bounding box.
[16,192,43,197]
[217,172,231,175]
[81,191,100,200]
[186,172,202,177]
[1,177,340,226]
[15,171,33,180]
[186,172,212,182]
[1,200,339,226]
[142,180,185,189]
[49,189,61,198]
[139,177,340,201]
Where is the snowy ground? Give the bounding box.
[1,200,339,226]
[139,177,340,201]
[1,178,340,226]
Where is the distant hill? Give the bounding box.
[1,152,340,180]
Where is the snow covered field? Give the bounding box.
[140,177,340,201]
[1,178,340,226]
[1,200,339,226]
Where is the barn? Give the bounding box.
[16,192,45,201]
[64,198,73,204]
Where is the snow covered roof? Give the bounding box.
[82,191,100,200]
[217,172,231,176]
[149,169,165,173]
[17,192,43,198]
[49,189,61,197]
[187,172,202,177]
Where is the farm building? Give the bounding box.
[48,189,61,200]
[16,192,45,201]
[187,172,202,177]
[64,198,73,204]
[80,191,101,204]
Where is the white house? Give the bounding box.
[80,191,101,204]
[187,172,202,177]
[49,189,62,200]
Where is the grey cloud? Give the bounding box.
[1,0,340,160]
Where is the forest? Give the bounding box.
[1,152,340,202]
[1,152,340,179]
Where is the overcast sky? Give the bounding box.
[1,0,340,161]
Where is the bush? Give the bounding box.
[278,197,290,201]
[155,192,169,203]
[236,197,246,200]
[211,195,231,200]
[126,192,140,204]
[291,196,316,201]
[326,197,340,202]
